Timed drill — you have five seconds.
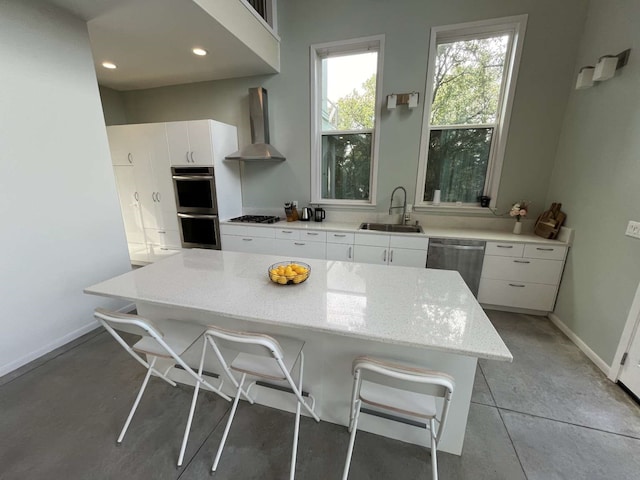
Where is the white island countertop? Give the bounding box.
[85,249,512,362]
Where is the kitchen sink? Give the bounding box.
[359,223,424,233]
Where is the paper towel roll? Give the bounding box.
[433,190,441,205]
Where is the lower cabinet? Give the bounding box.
[273,239,325,259]
[221,234,274,254]
[478,241,568,312]
[353,233,429,268]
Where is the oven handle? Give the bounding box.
[172,175,214,181]
[177,213,218,219]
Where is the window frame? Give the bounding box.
[310,35,385,206]
[415,15,527,211]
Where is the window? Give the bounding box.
[416,16,527,208]
[310,36,384,205]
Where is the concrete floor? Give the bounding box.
[1,310,639,479]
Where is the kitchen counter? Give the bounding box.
[86,249,511,361]
[85,249,511,454]
[220,219,571,245]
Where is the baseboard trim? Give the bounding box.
[548,313,611,377]
[0,303,135,378]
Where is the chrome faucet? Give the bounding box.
[389,186,408,225]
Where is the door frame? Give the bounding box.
[609,280,640,381]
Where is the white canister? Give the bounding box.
[432,190,441,205]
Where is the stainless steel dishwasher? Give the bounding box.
[426,239,486,297]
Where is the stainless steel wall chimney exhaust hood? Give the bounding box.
[225,87,285,161]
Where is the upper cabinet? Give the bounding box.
[86,0,280,90]
[166,121,215,166]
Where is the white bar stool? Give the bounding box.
[342,356,455,480]
[201,326,320,480]
[94,309,231,466]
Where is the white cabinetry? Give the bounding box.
[220,224,275,255]
[353,233,429,268]
[478,242,567,312]
[326,231,355,262]
[166,120,215,166]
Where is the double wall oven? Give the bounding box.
[172,167,221,249]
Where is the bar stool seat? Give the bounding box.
[359,380,437,419]
[230,335,305,380]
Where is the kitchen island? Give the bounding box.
[85,249,512,455]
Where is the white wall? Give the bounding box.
[0,0,132,376]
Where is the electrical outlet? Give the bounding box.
[292,201,298,208]
[625,221,640,239]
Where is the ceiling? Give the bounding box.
[47,0,279,91]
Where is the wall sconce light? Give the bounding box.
[576,66,595,89]
[387,94,397,109]
[576,49,631,89]
[386,92,419,110]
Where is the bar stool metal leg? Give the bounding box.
[212,373,247,474]
[117,356,158,444]
[342,399,362,480]
[430,418,438,480]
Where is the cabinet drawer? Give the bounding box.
[276,228,300,240]
[274,239,325,260]
[327,231,355,244]
[326,243,354,262]
[481,256,564,285]
[485,242,525,257]
[220,224,247,236]
[222,234,273,254]
[523,244,567,261]
[144,228,181,248]
[300,230,327,242]
[354,232,389,247]
[478,279,557,311]
[389,235,429,250]
[245,226,276,238]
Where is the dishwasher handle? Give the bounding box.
[428,243,485,251]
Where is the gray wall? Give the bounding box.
[116,0,588,216]
[0,0,131,375]
[547,0,640,365]
[99,85,128,125]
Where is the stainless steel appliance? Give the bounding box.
[172,167,218,214]
[314,207,325,222]
[300,207,313,221]
[225,87,286,162]
[426,239,486,297]
[229,215,280,224]
[172,166,221,249]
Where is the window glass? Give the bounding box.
[312,42,381,204]
[416,18,526,208]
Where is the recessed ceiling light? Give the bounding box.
[102,62,117,69]
[192,47,208,56]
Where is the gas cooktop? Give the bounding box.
[229,215,280,224]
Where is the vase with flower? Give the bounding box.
[510,201,529,234]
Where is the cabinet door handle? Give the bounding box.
[536,247,554,251]
[508,283,526,288]
[156,192,161,202]
[158,230,166,234]
[186,152,190,163]
[383,249,387,262]
[348,246,352,259]
[282,230,293,233]
[307,232,319,236]
[513,260,530,264]
[242,238,253,241]
[334,234,346,238]
[152,192,157,202]
[190,152,195,163]
[497,245,513,248]
[389,250,394,263]
[134,192,139,201]
[294,242,305,246]
[127,153,133,164]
